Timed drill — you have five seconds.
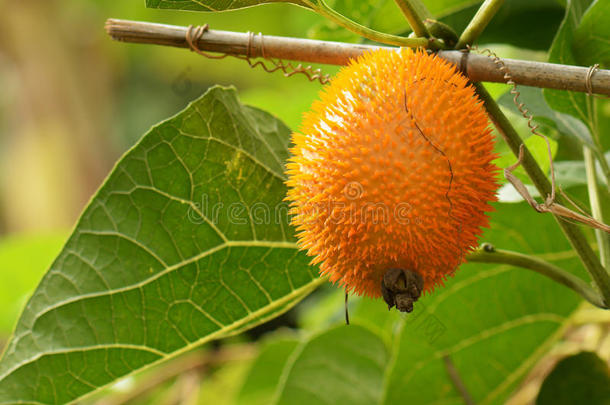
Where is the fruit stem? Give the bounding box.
[393,0,431,38]
[469,243,606,309]
[474,82,610,308]
[304,0,434,48]
[455,0,505,49]
[584,147,610,269]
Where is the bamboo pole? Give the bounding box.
[105,19,610,96]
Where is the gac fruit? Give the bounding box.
[285,48,499,305]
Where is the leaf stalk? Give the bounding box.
[584,147,610,268]
[455,0,505,49]
[393,0,431,38]
[469,243,606,309]
[303,0,432,48]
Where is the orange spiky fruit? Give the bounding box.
[285,48,499,302]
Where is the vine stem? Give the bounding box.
[584,81,610,268]
[468,244,606,309]
[474,83,610,307]
[455,0,505,49]
[393,0,430,38]
[104,19,610,96]
[302,0,431,48]
[593,148,610,192]
[584,147,610,268]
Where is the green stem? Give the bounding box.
[593,149,610,193]
[401,0,431,19]
[305,0,433,48]
[468,243,606,309]
[455,0,505,49]
[474,82,610,307]
[584,147,610,268]
[393,0,430,38]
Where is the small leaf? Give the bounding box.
[573,0,610,68]
[536,351,610,405]
[273,325,388,405]
[145,0,311,12]
[0,87,322,404]
[544,0,594,124]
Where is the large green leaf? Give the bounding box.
[383,201,585,404]
[544,0,594,124]
[145,0,310,11]
[537,351,610,405]
[573,0,610,68]
[273,325,389,405]
[0,86,322,404]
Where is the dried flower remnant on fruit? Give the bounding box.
[286,48,499,305]
[381,268,424,312]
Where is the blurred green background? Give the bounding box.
[0,1,333,234]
